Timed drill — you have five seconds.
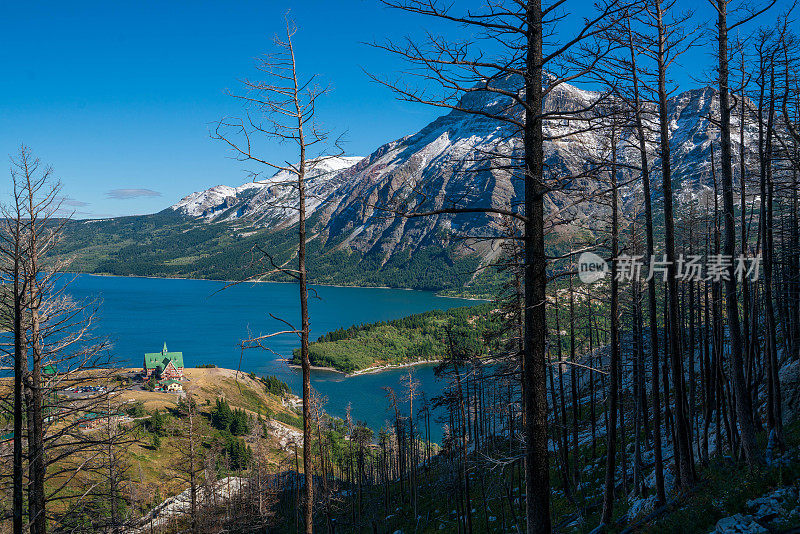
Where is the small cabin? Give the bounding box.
[157,379,183,392]
[143,343,184,381]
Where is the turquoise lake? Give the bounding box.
[64,274,477,440]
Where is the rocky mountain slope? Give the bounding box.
[59,79,756,292]
[171,156,364,225]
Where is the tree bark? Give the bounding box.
[656,0,695,488]
[601,124,620,526]
[522,1,552,531]
[714,0,762,466]
[627,20,666,504]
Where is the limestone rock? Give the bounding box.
[780,360,800,424]
[746,487,798,523]
[711,514,768,533]
[628,495,658,520]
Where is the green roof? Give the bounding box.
[144,342,184,371]
[43,365,57,376]
[159,379,182,386]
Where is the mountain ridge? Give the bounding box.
[58,80,755,294]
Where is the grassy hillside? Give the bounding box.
[117,367,296,419]
[0,367,304,531]
[292,302,502,373]
[87,368,303,488]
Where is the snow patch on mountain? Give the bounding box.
[170,156,364,221]
[171,183,262,218]
[165,78,761,271]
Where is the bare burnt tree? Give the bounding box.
[212,15,344,534]
[600,117,622,527]
[597,1,695,501]
[370,1,627,530]
[748,20,788,450]
[168,394,206,533]
[642,0,702,491]
[779,30,800,368]
[708,0,777,468]
[0,146,133,534]
[0,145,37,534]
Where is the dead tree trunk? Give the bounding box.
[656,0,695,488]
[712,0,762,466]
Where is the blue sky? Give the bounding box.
[0,1,787,218]
[1,1,459,217]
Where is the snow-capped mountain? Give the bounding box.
[168,78,754,268]
[171,156,364,226]
[63,78,758,290]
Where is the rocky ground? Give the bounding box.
[127,477,247,533]
[710,483,800,533]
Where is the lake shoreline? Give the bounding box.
[81,272,488,301]
[283,358,441,377]
[62,273,465,443]
[348,359,440,376]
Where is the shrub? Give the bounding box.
[222,435,251,471]
[211,398,250,436]
[262,375,291,396]
[125,401,147,418]
[274,411,303,429]
[146,410,166,436]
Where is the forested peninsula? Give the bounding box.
[292,303,501,373]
